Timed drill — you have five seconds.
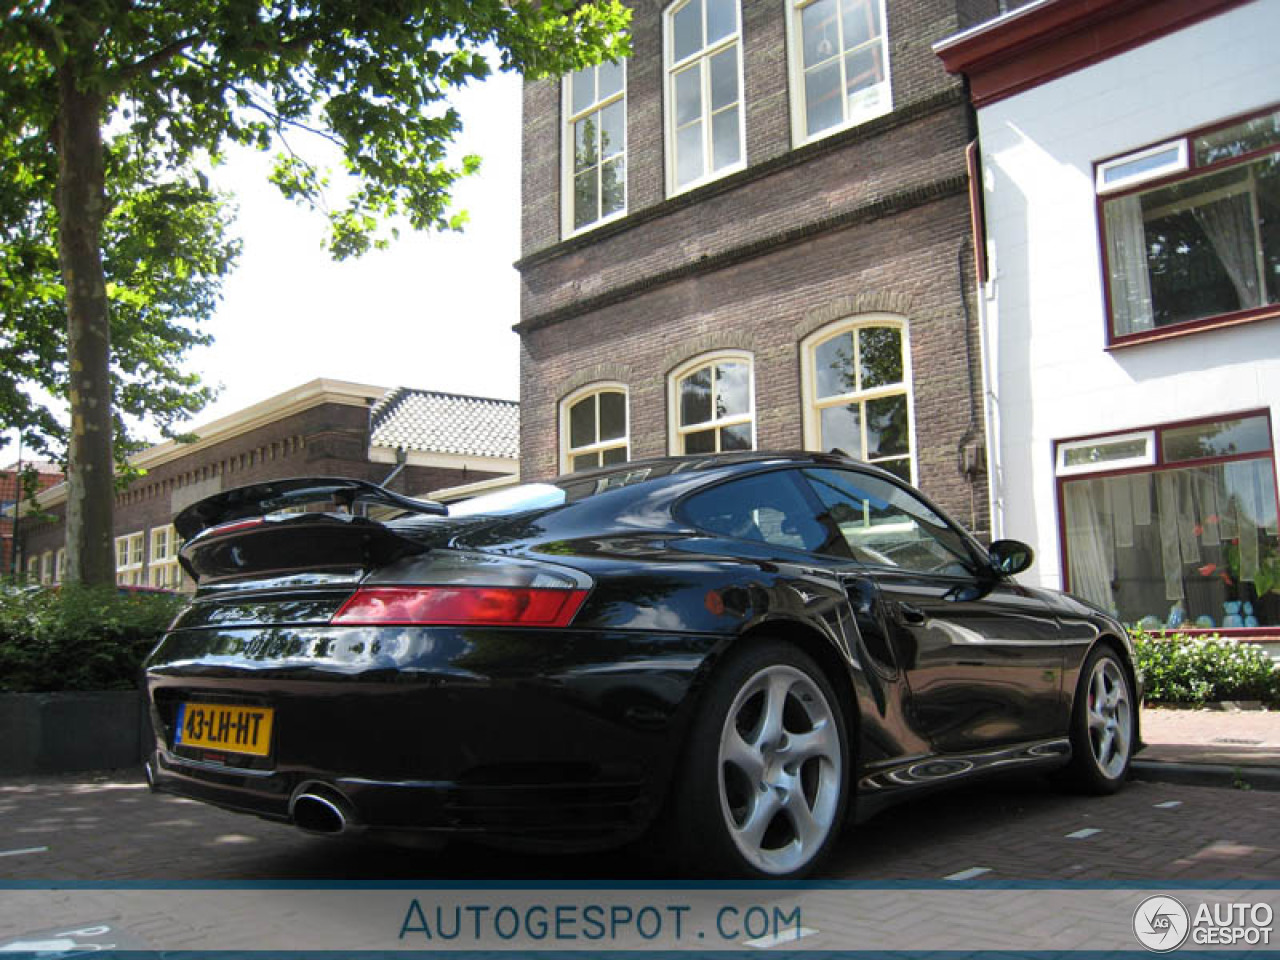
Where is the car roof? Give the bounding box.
[552,450,905,508]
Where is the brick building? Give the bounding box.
[2,461,64,576]
[516,0,1013,536]
[18,379,519,589]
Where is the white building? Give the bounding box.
[938,0,1280,636]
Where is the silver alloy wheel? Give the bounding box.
[1086,656,1132,779]
[717,663,842,875]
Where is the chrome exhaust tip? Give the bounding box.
[291,791,350,836]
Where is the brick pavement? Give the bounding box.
[1141,705,1280,766]
[1,766,1278,882]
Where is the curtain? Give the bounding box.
[1064,481,1117,613]
[1155,474,1185,601]
[1104,195,1155,334]
[1226,461,1263,585]
[1193,183,1262,311]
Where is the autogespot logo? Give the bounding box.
[1134,895,1191,952]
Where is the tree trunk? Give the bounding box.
[55,62,116,587]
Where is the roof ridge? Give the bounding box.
[395,387,519,407]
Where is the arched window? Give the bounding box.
[669,352,755,454]
[665,0,744,194]
[801,317,914,481]
[561,385,629,472]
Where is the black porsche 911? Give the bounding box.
[144,451,1139,878]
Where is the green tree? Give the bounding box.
[2,135,239,478]
[0,0,629,585]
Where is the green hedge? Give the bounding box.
[1131,629,1280,705]
[0,584,187,692]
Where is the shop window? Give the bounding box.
[1058,413,1278,631]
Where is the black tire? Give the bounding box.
[669,639,849,878]
[1059,644,1135,794]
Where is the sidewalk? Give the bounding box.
[1136,704,1280,790]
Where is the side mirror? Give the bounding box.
[989,539,1034,576]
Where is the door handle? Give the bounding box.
[896,601,927,625]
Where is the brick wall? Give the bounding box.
[516,0,990,536]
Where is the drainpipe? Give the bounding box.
[380,446,408,489]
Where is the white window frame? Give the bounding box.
[115,531,144,587]
[55,548,65,583]
[1095,139,1188,194]
[1056,430,1157,477]
[149,524,182,589]
[561,60,628,238]
[664,0,747,196]
[787,0,893,147]
[560,383,631,474]
[668,351,757,455]
[25,555,38,581]
[800,315,916,483]
[40,550,53,585]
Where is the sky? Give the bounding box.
[193,68,524,424]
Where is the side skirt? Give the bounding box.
[850,737,1071,823]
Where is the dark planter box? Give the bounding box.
[0,690,153,775]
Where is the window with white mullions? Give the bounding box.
[149,524,183,589]
[670,354,755,454]
[563,59,627,235]
[666,0,744,193]
[802,319,914,482]
[562,386,630,473]
[790,0,892,144]
[115,531,145,587]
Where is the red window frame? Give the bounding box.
[1096,102,1280,349]
[1055,409,1280,638]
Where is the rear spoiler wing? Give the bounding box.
[174,477,446,541]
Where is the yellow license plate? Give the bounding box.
[175,702,274,757]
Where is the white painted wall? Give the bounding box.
[975,0,1280,590]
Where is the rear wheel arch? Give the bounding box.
[734,620,861,775]
[668,627,853,876]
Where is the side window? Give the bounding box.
[802,468,974,575]
[683,470,838,554]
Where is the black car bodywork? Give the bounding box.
[143,452,1140,874]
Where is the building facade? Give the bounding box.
[937,0,1280,634]
[18,379,519,589]
[2,461,64,576]
[517,0,1008,537]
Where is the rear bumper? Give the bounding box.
[148,749,656,848]
[144,623,719,848]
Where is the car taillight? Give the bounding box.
[330,586,589,627]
